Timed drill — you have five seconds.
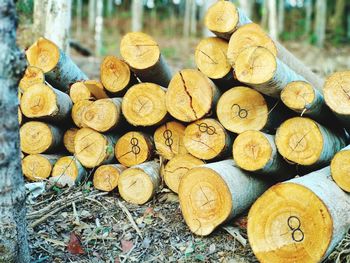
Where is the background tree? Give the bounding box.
[0,0,30,262]
[132,0,143,31]
[88,0,96,31]
[314,0,327,47]
[267,0,278,39]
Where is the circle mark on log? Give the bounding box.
[197,123,216,135]
[163,129,173,148]
[231,104,248,119]
[287,216,304,242]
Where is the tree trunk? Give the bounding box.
[331,0,346,31]
[183,0,191,37]
[33,0,49,38]
[131,0,143,31]
[118,161,161,205]
[305,0,313,36]
[106,0,114,17]
[314,0,327,47]
[238,0,253,18]
[154,121,188,160]
[261,0,268,28]
[88,0,96,31]
[267,0,278,40]
[0,1,30,261]
[201,0,215,37]
[75,0,82,39]
[95,0,103,56]
[190,0,196,36]
[166,69,220,123]
[278,0,284,34]
[179,159,270,236]
[115,131,154,167]
[183,118,233,160]
[248,166,350,262]
[45,0,72,53]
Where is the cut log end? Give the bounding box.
[115,131,153,167]
[195,37,231,79]
[20,83,58,119]
[281,81,315,112]
[72,100,93,128]
[248,183,333,263]
[204,1,239,39]
[163,153,204,193]
[74,128,114,168]
[20,121,57,154]
[51,156,86,186]
[154,121,188,160]
[275,117,323,165]
[122,83,167,126]
[166,69,218,122]
[93,164,126,192]
[22,154,54,181]
[217,86,268,133]
[18,107,22,125]
[233,130,272,172]
[83,80,109,99]
[26,37,60,73]
[63,128,78,154]
[82,98,122,132]
[101,56,133,94]
[19,66,45,92]
[178,167,233,236]
[323,71,350,115]
[184,118,229,160]
[70,82,93,103]
[331,150,350,192]
[120,32,160,70]
[227,23,277,67]
[235,46,277,85]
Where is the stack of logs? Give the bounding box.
[19,1,350,262]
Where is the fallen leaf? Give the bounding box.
[233,216,248,229]
[222,226,247,247]
[67,232,85,255]
[121,240,134,253]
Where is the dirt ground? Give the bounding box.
[20,26,350,262]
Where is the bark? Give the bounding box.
[45,0,72,53]
[33,0,48,38]
[95,0,103,56]
[0,0,30,262]
[88,0,96,31]
[267,0,278,40]
[131,0,143,31]
[314,0,327,47]
[278,0,284,34]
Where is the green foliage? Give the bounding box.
[16,0,33,23]
[161,47,177,60]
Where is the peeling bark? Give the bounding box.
[0,1,30,262]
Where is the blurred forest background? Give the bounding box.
[16,0,350,76]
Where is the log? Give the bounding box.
[118,160,161,205]
[63,128,78,154]
[115,131,154,167]
[281,80,336,126]
[93,164,126,192]
[122,83,167,126]
[22,154,61,181]
[51,156,87,187]
[194,37,240,89]
[216,86,291,134]
[204,1,250,40]
[235,46,304,98]
[330,145,350,192]
[20,83,72,122]
[74,128,118,168]
[71,100,93,128]
[166,69,220,122]
[26,37,88,92]
[275,117,347,168]
[20,121,63,154]
[82,98,122,132]
[178,159,269,236]
[153,121,188,160]
[100,55,137,95]
[163,153,204,193]
[18,66,45,92]
[233,130,294,181]
[120,32,172,87]
[184,118,232,160]
[248,166,350,262]
[18,107,22,125]
[323,71,350,131]
[69,80,108,103]
[227,23,277,67]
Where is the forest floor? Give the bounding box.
[20,30,350,262]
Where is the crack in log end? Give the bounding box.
[190,139,218,155]
[179,72,198,120]
[165,166,190,174]
[197,49,218,65]
[128,179,138,189]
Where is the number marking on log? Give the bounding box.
[197,123,217,135]
[231,104,248,119]
[130,137,141,156]
[287,216,304,242]
[163,129,174,149]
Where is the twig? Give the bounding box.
[85,196,108,210]
[72,201,80,225]
[117,200,143,238]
